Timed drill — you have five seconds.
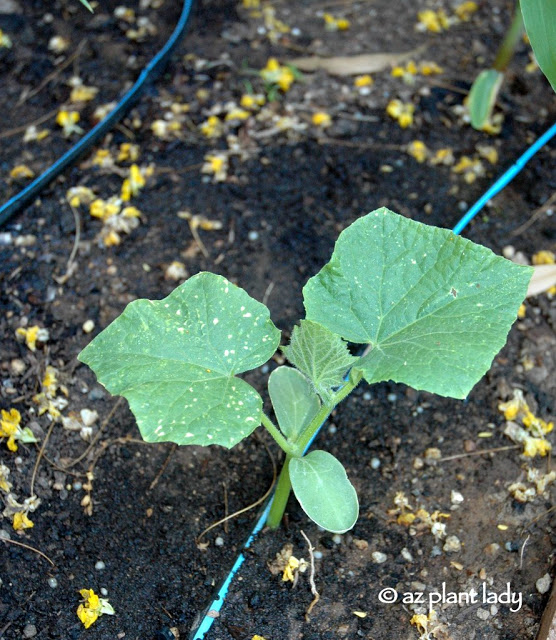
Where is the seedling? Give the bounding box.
[79,208,532,533]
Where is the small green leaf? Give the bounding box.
[282,320,357,401]
[289,450,358,533]
[521,0,556,92]
[303,208,532,399]
[468,69,504,130]
[268,366,320,441]
[78,272,280,448]
[78,0,94,12]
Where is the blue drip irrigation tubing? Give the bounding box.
[452,121,556,235]
[190,121,556,639]
[0,0,195,227]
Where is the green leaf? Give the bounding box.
[468,69,504,130]
[289,450,358,533]
[282,320,357,401]
[521,0,556,92]
[268,366,320,441]
[303,208,532,399]
[78,0,94,12]
[78,272,280,448]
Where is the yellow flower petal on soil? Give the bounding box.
[13,512,34,530]
[240,93,265,110]
[397,512,416,526]
[0,463,11,493]
[523,436,551,457]
[77,588,115,628]
[476,145,498,164]
[121,164,146,201]
[151,119,181,138]
[90,198,120,221]
[200,115,223,138]
[122,206,141,218]
[312,111,331,128]
[42,366,58,396]
[0,409,20,441]
[70,84,98,103]
[532,250,555,265]
[431,148,455,166]
[323,13,350,31]
[417,9,446,33]
[420,61,443,75]
[354,74,373,87]
[498,389,527,421]
[117,143,140,163]
[15,325,47,351]
[225,108,250,122]
[67,186,96,207]
[455,1,478,21]
[103,230,121,247]
[386,99,414,128]
[407,140,428,163]
[260,58,295,92]
[202,153,228,182]
[410,609,437,636]
[452,155,485,183]
[517,303,526,319]
[91,149,113,167]
[10,165,35,179]
[77,605,98,629]
[522,410,554,435]
[282,555,300,582]
[23,125,50,143]
[56,110,83,137]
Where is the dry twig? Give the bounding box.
[195,434,277,546]
[1,536,55,567]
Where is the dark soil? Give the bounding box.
[0,0,555,639]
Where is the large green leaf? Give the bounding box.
[468,69,504,130]
[282,320,356,401]
[521,0,556,92]
[289,450,358,533]
[268,366,320,441]
[303,208,532,399]
[78,272,280,448]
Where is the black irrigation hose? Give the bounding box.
[0,0,196,227]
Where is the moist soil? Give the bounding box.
[0,0,555,639]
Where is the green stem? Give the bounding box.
[293,371,363,457]
[260,412,295,456]
[492,4,524,72]
[266,454,292,529]
[264,370,363,529]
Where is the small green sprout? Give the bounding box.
[78,208,532,533]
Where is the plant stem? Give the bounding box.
[492,4,524,72]
[293,371,363,456]
[266,454,292,529]
[260,412,295,456]
[265,370,364,529]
